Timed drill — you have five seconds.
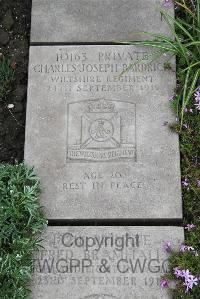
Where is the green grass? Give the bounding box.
[124,0,200,297]
[0,56,15,101]
[0,163,47,299]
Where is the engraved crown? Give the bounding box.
[88,99,115,113]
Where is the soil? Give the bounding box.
[0,0,31,164]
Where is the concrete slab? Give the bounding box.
[25,45,182,220]
[30,226,184,299]
[31,0,174,43]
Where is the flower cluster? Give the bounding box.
[163,240,197,254]
[162,234,199,294]
[173,268,199,292]
[185,223,195,231]
[194,87,200,110]
[179,244,195,252]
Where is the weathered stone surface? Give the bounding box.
[30,226,184,299]
[31,0,173,43]
[25,45,182,220]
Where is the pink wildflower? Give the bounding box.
[185,224,195,231]
[182,269,192,280]
[164,241,172,253]
[197,179,200,188]
[194,87,200,110]
[180,244,195,252]
[160,278,169,289]
[173,267,183,278]
[184,277,198,292]
[183,271,198,292]
[163,0,173,8]
[174,268,199,293]
[182,178,189,187]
